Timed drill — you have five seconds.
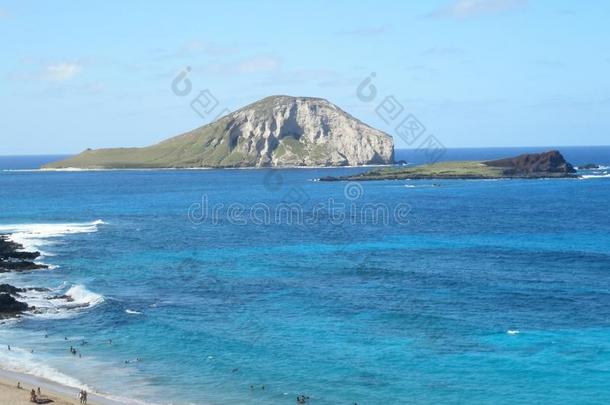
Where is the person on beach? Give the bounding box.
[37,387,41,396]
[17,381,21,389]
[30,389,37,403]
[78,389,84,404]
[83,389,88,404]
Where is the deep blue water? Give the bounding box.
[0,147,609,404]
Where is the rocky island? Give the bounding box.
[320,150,577,181]
[43,96,394,169]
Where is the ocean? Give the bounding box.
[1,146,609,404]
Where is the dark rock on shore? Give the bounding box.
[318,176,340,182]
[0,234,48,273]
[0,284,48,295]
[50,294,74,302]
[0,292,29,317]
[484,150,576,176]
[0,260,48,272]
[0,284,24,295]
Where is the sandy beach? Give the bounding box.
[0,368,121,405]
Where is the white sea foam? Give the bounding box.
[404,184,442,188]
[0,220,106,255]
[17,284,105,320]
[0,345,154,404]
[125,309,143,315]
[577,165,609,171]
[0,347,88,389]
[507,330,520,335]
[65,284,105,308]
[580,174,610,179]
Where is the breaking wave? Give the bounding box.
[0,220,106,255]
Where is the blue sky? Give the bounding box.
[1,0,609,154]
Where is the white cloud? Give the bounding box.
[259,68,350,87]
[429,0,527,19]
[0,8,7,18]
[9,61,84,82]
[156,40,239,59]
[45,63,82,81]
[234,56,280,74]
[190,55,281,77]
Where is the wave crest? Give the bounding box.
[0,220,106,254]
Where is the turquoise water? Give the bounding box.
[1,148,610,404]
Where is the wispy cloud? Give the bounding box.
[428,0,527,19]
[0,8,7,18]
[234,55,280,73]
[156,40,239,60]
[45,62,82,81]
[259,68,353,88]
[338,25,390,36]
[10,61,84,82]
[194,55,281,76]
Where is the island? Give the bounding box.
[320,150,578,181]
[43,96,394,169]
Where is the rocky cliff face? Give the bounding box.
[216,96,394,166]
[44,96,394,169]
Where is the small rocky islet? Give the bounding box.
[320,150,578,181]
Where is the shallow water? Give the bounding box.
[1,148,610,404]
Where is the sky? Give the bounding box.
[1,0,609,154]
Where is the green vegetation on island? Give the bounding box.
[320,150,578,181]
[42,96,393,169]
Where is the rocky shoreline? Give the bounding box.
[0,235,48,319]
[0,235,48,273]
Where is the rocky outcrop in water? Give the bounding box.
[0,291,29,318]
[484,150,576,176]
[321,150,578,181]
[0,283,23,295]
[0,235,48,273]
[43,96,394,168]
[578,163,599,170]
